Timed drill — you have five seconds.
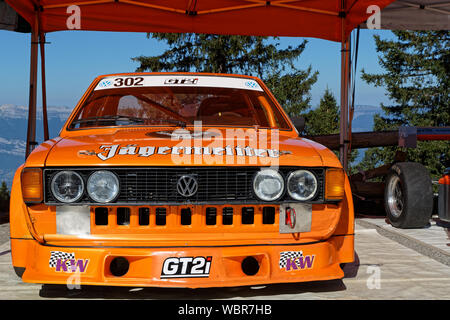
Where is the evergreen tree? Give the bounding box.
[0,181,10,214]
[360,31,450,178]
[304,88,340,135]
[0,182,9,202]
[303,89,358,165]
[132,33,318,117]
[264,68,318,118]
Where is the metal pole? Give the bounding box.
[25,12,39,159]
[339,39,350,170]
[40,32,49,141]
[339,0,351,171]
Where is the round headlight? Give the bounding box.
[287,170,318,201]
[253,169,284,201]
[87,170,120,203]
[51,171,84,203]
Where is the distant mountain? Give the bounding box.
[350,105,383,165]
[351,105,382,133]
[0,104,72,188]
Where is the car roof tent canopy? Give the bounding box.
[5,0,395,42]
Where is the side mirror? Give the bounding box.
[291,116,305,134]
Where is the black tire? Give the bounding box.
[384,162,433,228]
[13,266,25,278]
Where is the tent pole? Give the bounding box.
[25,12,39,159]
[40,32,49,141]
[339,7,351,171]
[339,38,350,171]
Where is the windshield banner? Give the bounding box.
[94,75,264,92]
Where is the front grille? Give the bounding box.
[44,167,325,205]
[91,205,279,231]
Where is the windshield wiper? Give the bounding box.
[163,119,187,127]
[70,115,189,128]
[70,115,145,127]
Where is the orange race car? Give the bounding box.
[10,73,354,288]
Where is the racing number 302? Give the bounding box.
[114,77,144,87]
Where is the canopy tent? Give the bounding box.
[4,0,394,41]
[3,0,449,34]
[1,0,448,169]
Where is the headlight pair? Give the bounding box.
[253,169,318,202]
[50,170,119,203]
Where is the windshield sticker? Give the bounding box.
[164,78,198,85]
[94,75,263,92]
[245,80,258,89]
[97,79,113,89]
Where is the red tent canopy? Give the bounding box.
[6,0,394,42]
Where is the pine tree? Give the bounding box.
[360,31,450,178]
[304,88,339,135]
[0,181,10,214]
[303,89,358,165]
[0,182,9,202]
[132,33,318,117]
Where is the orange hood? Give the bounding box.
[31,128,341,168]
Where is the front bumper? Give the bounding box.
[12,235,352,288]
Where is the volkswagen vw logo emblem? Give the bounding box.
[177,175,198,197]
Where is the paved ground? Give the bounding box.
[0,223,9,245]
[358,216,450,266]
[0,220,449,300]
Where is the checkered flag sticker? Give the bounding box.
[279,251,303,269]
[49,251,75,268]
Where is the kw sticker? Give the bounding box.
[279,251,315,271]
[161,256,212,278]
[49,251,89,273]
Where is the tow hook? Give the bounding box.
[285,207,296,229]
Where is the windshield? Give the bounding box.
[69,76,291,130]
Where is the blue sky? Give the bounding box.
[0,29,394,110]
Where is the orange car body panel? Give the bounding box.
[10,72,354,288]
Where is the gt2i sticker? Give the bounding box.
[279,251,315,271]
[49,251,89,273]
[164,78,198,85]
[161,256,212,278]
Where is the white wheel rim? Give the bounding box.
[387,175,404,219]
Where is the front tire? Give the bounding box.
[384,162,433,228]
[13,266,25,278]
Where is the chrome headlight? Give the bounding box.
[51,171,84,203]
[287,170,318,201]
[253,169,284,201]
[87,170,120,203]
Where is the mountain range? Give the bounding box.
[0,103,382,189]
[0,104,72,188]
